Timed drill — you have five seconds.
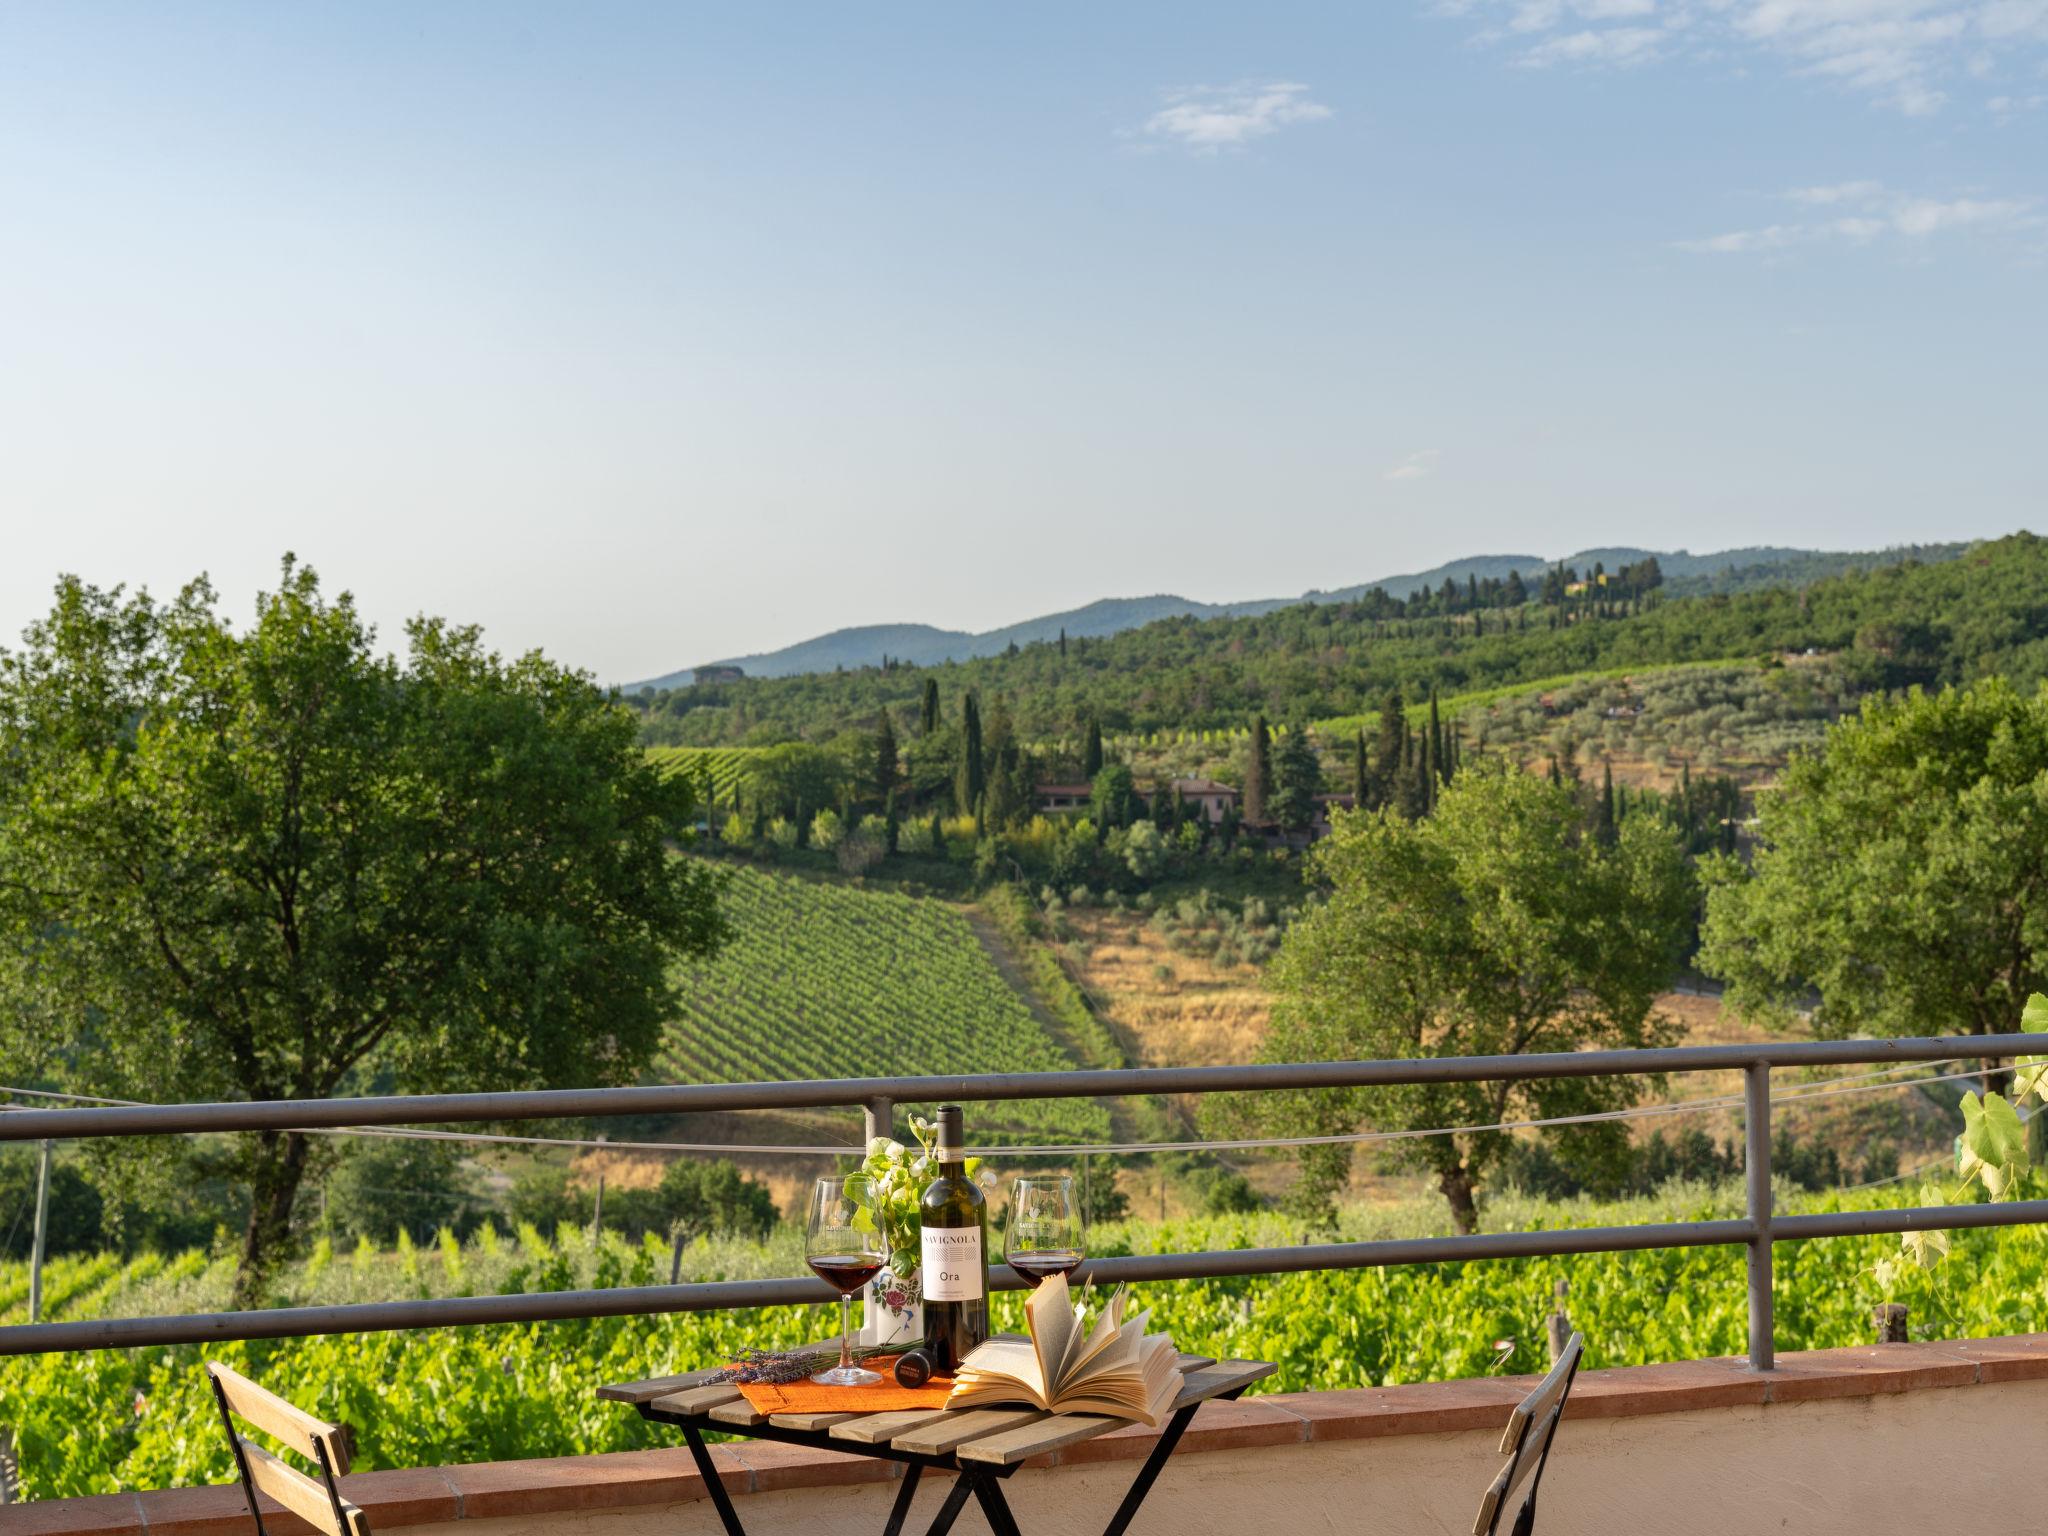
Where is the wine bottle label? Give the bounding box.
[920,1226,984,1301]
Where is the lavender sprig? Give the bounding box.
[707,1344,893,1385]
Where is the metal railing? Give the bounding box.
[5,1033,2046,1372]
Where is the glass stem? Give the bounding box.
[840,1292,853,1369]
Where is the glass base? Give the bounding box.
[811,1364,883,1387]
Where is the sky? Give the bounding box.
[1,3,2043,683]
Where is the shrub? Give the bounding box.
[809,808,845,851]
[765,817,798,850]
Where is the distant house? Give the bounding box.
[1161,778,1241,826]
[692,664,746,684]
[1035,782,1095,813]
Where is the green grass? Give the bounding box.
[659,864,1109,1142]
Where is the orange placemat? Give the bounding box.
[736,1356,955,1414]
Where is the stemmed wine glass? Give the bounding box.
[806,1175,885,1386]
[1003,1174,1085,1288]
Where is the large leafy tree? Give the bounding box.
[0,561,728,1304]
[1698,679,2048,1048]
[1250,761,1694,1231]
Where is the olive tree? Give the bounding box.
[0,560,728,1304]
[1251,760,1694,1232]
[1698,679,2048,1052]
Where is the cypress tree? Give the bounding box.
[1244,714,1273,824]
[1595,762,1618,846]
[920,677,940,735]
[874,711,898,805]
[1352,729,1369,806]
[1083,718,1104,778]
[957,692,985,816]
[1429,688,1446,785]
[1059,627,1068,658]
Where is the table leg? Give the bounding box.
[883,1463,924,1536]
[921,1471,976,1536]
[1096,1399,1203,1536]
[679,1424,748,1536]
[968,1470,1025,1536]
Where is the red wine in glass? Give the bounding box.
[808,1254,885,1294]
[1007,1248,1084,1287]
[806,1176,886,1387]
[1004,1175,1085,1290]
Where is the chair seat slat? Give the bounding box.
[243,1438,365,1536]
[209,1363,349,1472]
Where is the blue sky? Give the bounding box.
[1,2,2043,680]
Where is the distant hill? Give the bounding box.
[621,541,1971,689]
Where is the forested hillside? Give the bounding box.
[629,535,2043,747]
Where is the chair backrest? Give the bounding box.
[207,1362,369,1536]
[1472,1332,1583,1536]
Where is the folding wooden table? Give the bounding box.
[599,1351,1274,1536]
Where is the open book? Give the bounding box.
[945,1272,1182,1426]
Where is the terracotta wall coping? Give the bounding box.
[11,1334,2048,1536]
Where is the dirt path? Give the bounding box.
[960,904,1146,1142]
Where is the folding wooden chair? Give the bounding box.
[1473,1332,1582,1536]
[207,1362,369,1536]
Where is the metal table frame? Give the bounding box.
[622,1361,1269,1536]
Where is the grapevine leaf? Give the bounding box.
[2024,992,2048,1032]
[2013,1057,2048,1102]
[1901,1228,1950,1271]
[1958,1091,2028,1198]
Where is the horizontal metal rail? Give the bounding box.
[4,1034,2043,1369]
[1,1034,2039,1143]
[15,1202,2048,1358]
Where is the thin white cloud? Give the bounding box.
[1438,0,2048,114]
[1384,448,1444,482]
[1520,24,1669,62]
[1677,180,2040,253]
[1138,82,1333,151]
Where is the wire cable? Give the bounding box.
[0,1057,1998,1161]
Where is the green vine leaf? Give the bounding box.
[1958,1091,2028,1199]
[1901,1228,1950,1270]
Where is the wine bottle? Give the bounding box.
[918,1104,989,1373]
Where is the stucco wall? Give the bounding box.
[386,1375,2048,1536]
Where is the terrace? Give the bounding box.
[6,1034,2046,1536]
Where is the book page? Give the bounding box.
[1025,1271,1078,1390]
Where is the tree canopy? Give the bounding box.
[1698,678,2048,1044]
[1248,760,1696,1231]
[0,560,728,1302]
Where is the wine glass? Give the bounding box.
[805,1175,885,1386]
[1003,1174,1085,1288]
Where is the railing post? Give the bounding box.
[1745,1063,1773,1372]
[28,1139,51,1326]
[859,1097,893,1347]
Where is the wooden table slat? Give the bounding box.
[648,1383,744,1417]
[708,1398,772,1427]
[768,1410,865,1432]
[597,1368,724,1404]
[1173,1353,1217,1373]
[891,1408,1050,1455]
[827,1409,961,1445]
[1171,1359,1276,1410]
[954,1413,1123,1465]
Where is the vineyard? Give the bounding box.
[7,1177,2048,1500]
[643,746,761,799]
[659,866,1109,1142]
